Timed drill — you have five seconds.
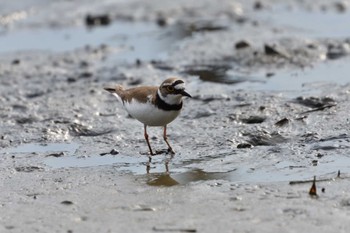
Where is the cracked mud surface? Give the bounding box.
[1,0,350,232]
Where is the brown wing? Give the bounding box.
[123,86,158,103]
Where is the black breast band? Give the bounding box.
[155,93,183,111]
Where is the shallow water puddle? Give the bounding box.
[259,8,350,38]
[234,58,350,94]
[4,143,350,185]
[0,21,172,62]
[3,143,79,154]
[146,169,234,186]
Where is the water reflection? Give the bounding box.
[146,169,233,186]
[7,143,350,185]
[147,173,179,186]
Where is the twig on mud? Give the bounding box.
[299,104,337,114]
[289,170,343,185]
[152,227,197,232]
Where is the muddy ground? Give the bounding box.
[1,0,350,232]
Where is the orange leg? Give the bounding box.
[163,125,175,154]
[144,125,154,156]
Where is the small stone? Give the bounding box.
[156,15,168,27]
[235,40,250,49]
[237,143,252,149]
[264,44,289,58]
[264,44,281,56]
[61,200,74,205]
[11,59,20,65]
[275,118,290,127]
[79,71,93,79]
[253,1,263,10]
[67,77,77,83]
[335,2,347,12]
[241,116,266,124]
[110,149,119,155]
[46,152,65,157]
[15,166,43,172]
[266,72,275,77]
[80,61,89,67]
[259,106,266,111]
[135,59,142,66]
[85,14,111,27]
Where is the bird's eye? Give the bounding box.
[167,86,175,92]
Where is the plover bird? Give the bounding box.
[104,77,191,158]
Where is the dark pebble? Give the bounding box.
[237,143,252,149]
[46,152,65,157]
[253,1,263,10]
[156,16,167,27]
[80,61,89,67]
[266,72,275,77]
[15,166,43,172]
[16,117,37,124]
[67,77,77,83]
[85,14,111,27]
[247,131,287,146]
[11,59,20,65]
[79,71,93,79]
[61,200,74,205]
[334,2,347,12]
[235,40,250,49]
[241,116,266,124]
[259,106,266,111]
[294,96,336,108]
[26,91,46,99]
[275,118,290,127]
[110,149,119,155]
[135,59,142,66]
[264,44,282,56]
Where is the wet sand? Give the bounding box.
[1,0,350,232]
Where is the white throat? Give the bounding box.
[158,89,182,105]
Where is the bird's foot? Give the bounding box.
[155,149,169,155]
[167,147,175,155]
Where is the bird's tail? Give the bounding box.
[104,85,125,103]
[104,84,124,94]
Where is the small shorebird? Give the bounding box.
[104,77,191,159]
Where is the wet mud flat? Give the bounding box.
[2,0,350,232]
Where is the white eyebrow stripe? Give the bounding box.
[174,83,185,90]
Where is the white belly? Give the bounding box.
[124,101,181,126]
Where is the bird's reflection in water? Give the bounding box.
[146,151,173,172]
[145,154,178,186]
[147,173,180,186]
[146,163,234,187]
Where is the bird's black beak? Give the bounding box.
[181,90,192,98]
